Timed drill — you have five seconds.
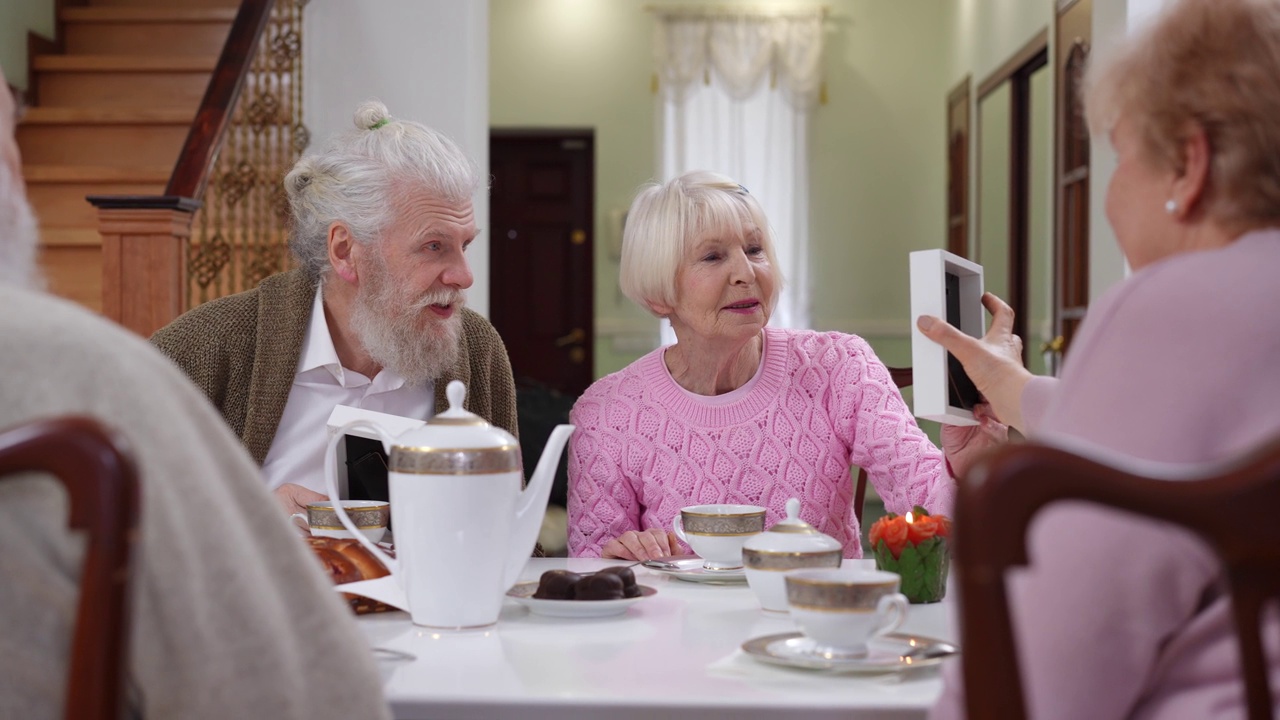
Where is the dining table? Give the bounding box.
[356,556,957,720]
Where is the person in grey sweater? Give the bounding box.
[0,69,389,720]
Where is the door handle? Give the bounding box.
[554,328,585,347]
[1039,335,1065,355]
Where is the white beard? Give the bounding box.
[349,252,464,386]
[0,161,43,290]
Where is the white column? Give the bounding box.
[304,0,491,316]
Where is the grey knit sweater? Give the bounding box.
[0,284,389,720]
[151,269,519,465]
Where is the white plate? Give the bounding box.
[641,555,748,585]
[741,632,958,673]
[506,581,657,618]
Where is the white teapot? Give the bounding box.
[325,380,574,628]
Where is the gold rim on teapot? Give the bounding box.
[389,445,521,475]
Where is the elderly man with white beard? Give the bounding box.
[153,101,518,515]
[0,69,389,719]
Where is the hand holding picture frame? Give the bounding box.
[909,249,985,426]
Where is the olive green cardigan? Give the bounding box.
[151,269,518,465]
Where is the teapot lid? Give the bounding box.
[388,380,521,475]
[427,380,487,426]
[742,498,842,554]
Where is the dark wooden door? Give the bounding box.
[489,131,595,397]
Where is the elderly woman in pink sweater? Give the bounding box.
[567,171,1004,560]
[922,0,1280,716]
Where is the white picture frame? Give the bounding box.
[909,249,985,426]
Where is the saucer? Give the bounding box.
[506,582,657,618]
[741,632,957,673]
[641,555,748,585]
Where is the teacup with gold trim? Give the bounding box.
[672,504,766,570]
[785,568,908,655]
[295,500,390,544]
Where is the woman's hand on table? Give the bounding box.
[602,528,682,561]
[917,291,1033,433]
[941,402,1009,479]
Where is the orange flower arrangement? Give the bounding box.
[868,506,952,603]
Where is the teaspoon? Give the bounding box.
[900,640,959,663]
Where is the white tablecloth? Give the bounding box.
[357,557,954,720]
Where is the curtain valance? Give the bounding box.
[652,11,825,109]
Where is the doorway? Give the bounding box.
[489,130,595,397]
[489,130,595,521]
[976,33,1051,372]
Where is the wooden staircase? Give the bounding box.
[17,1,239,313]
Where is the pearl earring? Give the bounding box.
[1165,199,1179,214]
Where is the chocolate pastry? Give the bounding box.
[596,565,636,588]
[573,571,626,600]
[595,566,641,597]
[533,569,582,600]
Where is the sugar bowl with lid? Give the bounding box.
[742,498,843,612]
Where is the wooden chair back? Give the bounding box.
[854,366,913,523]
[0,417,141,720]
[954,438,1280,720]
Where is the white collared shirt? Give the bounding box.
[261,287,434,493]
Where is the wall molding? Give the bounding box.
[596,317,656,335]
[595,318,660,354]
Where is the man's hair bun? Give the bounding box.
[353,100,392,131]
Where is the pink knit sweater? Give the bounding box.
[567,327,953,558]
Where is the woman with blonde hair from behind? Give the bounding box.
[925,0,1280,716]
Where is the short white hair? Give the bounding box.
[284,100,484,280]
[619,170,783,315]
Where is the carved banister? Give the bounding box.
[93,0,304,336]
[167,0,274,200]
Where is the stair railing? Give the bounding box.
[88,0,307,336]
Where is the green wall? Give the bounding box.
[806,0,951,367]
[1026,64,1054,376]
[944,0,1053,88]
[977,83,1012,309]
[0,0,54,91]
[491,0,953,378]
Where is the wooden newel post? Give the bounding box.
[88,195,201,338]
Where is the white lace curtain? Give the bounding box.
[653,10,824,343]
